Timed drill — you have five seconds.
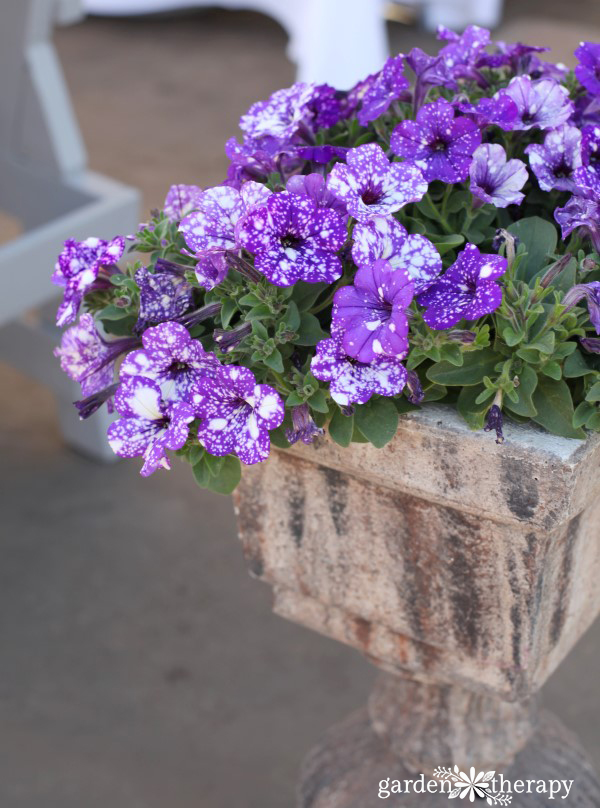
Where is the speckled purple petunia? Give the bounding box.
[391,98,481,183]
[52,236,125,327]
[120,321,219,404]
[311,324,407,407]
[525,125,582,193]
[54,313,137,398]
[351,216,441,294]
[192,365,284,465]
[163,184,202,221]
[496,76,574,131]
[332,259,414,363]
[235,190,346,286]
[469,143,528,207]
[134,266,193,333]
[575,42,600,97]
[357,54,409,126]
[107,375,195,476]
[417,244,506,330]
[327,143,427,221]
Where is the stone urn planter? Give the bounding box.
[234,405,600,807]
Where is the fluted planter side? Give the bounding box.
[234,405,600,700]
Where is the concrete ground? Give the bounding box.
[1,5,600,806]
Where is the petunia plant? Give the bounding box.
[52,27,600,493]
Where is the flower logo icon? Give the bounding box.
[433,766,512,805]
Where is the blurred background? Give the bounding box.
[1,1,599,806]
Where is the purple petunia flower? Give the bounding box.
[562,282,600,333]
[134,266,193,333]
[391,98,481,183]
[351,216,441,294]
[437,24,491,84]
[582,124,600,178]
[120,321,219,404]
[179,182,271,289]
[417,244,506,330]
[357,54,409,126]
[525,124,582,193]
[239,82,318,142]
[311,325,407,407]
[555,195,600,253]
[332,259,414,363]
[575,42,600,97]
[285,404,325,445]
[495,76,573,131]
[286,173,347,215]
[327,143,427,221]
[457,95,519,131]
[192,365,284,465]
[469,144,528,208]
[580,337,600,353]
[295,144,349,164]
[163,184,202,221]
[107,376,194,476]
[477,40,549,74]
[235,190,346,287]
[306,83,344,130]
[52,236,125,327]
[54,313,138,399]
[406,47,456,111]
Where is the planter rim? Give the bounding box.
[277,404,600,529]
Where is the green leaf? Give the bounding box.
[502,326,524,347]
[192,458,211,488]
[585,412,600,431]
[245,303,273,320]
[456,386,489,429]
[354,398,399,448]
[97,303,130,321]
[308,388,329,413]
[295,312,327,345]
[422,383,448,402]
[430,233,465,256]
[292,282,328,311]
[426,348,501,386]
[439,343,464,365]
[283,301,301,331]
[220,298,238,329]
[573,401,596,429]
[508,217,558,282]
[328,408,354,447]
[532,377,585,439]
[564,349,595,378]
[504,365,538,418]
[527,332,555,355]
[541,360,562,380]
[586,381,600,402]
[206,456,242,495]
[262,349,284,373]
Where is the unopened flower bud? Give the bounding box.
[405,370,424,405]
[539,253,572,288]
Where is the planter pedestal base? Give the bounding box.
[299,700,600,807]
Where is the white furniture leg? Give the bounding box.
[0,0,140,461]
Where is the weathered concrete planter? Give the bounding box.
[234,405,600,806]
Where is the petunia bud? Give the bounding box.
[286,404,325,445]
[484,401,504,444]
[580,337,600,354]
[213,322,252,353]
[74,383,119,420]
[405,370,424,404]
[539,253,572,288]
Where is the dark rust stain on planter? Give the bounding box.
[507,551,523,669]
[288,484,306,548]
[500,456,540,520]
[549,514,580,646]
[445,511,484,653]
[322,466,349,537]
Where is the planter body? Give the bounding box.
[233,405,600,803]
